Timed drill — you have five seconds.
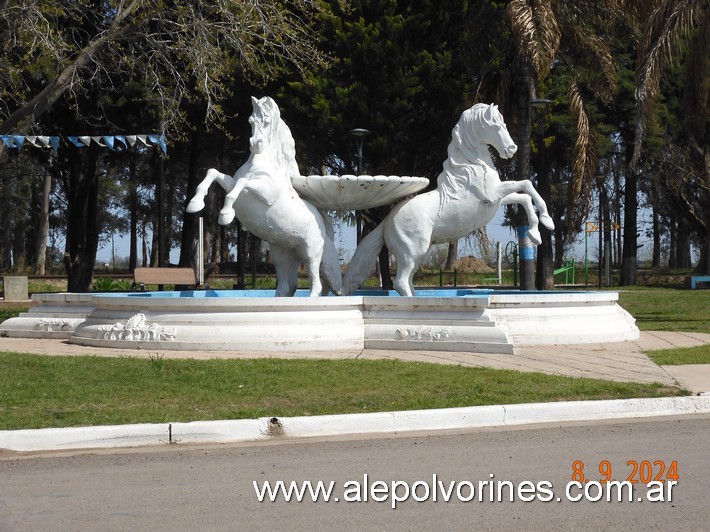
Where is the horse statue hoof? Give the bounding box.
[540,213,555,230]
[528,227,542,246]
[186,197,205,214]
[218,208,235,225]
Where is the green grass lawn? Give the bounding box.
[0,284,706,430]
[615,287,709,365]
[646,345,710,366]
[0,353,687,430]
[0,305,29,323]
[616,286,709,333]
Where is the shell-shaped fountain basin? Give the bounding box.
[291,174,429,211]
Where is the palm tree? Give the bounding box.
[632,0,709,274]
[504,0,621,288]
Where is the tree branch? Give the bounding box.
[0,0,142,135]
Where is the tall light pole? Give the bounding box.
[350,128,371,243]
[530,98,552,290]
[157,151,166,267]
[597,174,605,290]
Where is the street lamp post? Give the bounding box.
[597,175,605,290]
[350,128,371,244]
[157,152,166,268]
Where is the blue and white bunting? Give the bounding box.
[0,133,167,154]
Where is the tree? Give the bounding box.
[0,0,328,138]
[0,0,330,289]
[503,0,623,288]
[279,0,476,287]
[632,0,709,274]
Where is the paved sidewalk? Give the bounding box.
[1,331,709,393]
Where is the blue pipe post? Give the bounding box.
[518,226,536,290]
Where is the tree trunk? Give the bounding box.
[668,214,677,267]
[444,240,458,270]
[34,169,51,275]
[64,147,100,292]
[236,221,246,288]
[513,56,536,290]
[620,151,637,286]
[613,165,622,267]
[692,188,710,274]
[676,217,692,268]
[141,225,149,267]
[155,153,166,267]
[554,223,565,269]
[128,161,139,271]
[150,230,159,267]
[535,236,554,289]
[651,205,661,268]
[0,218,11,269]
[220,225,230,263]
[179,132,202,267]
[533,107,553,290]
[12,222,26,270]
[124,156,139,271]
[695,238,710,275]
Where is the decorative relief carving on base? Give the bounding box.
[395,327,451,341]
[35,318,78,332]
[97,313,176,341]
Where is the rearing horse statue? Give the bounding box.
[186,96,342,297]
[343,103,554,296]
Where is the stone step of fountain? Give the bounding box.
[1,290,639,354]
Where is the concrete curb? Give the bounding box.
[2,396,709,453]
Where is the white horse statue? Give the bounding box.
[343,103,554,296]
[186,96,342,297]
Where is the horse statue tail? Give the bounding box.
[342,222,386,295]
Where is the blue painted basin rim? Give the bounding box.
[98,288,601,299]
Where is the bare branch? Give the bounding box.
[1,0,328,136]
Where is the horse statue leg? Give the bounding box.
[270,245,300,296]
[500,193,544,245]
[386,223,431,297]
[497,180,554,230]
[218,178,248,225]
[296,235,325,297]
[495,180,555,244]
[186,168,236,214]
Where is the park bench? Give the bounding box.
[688,275,710,290]
[132,267,197,291]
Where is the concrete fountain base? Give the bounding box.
[1,290,639,354]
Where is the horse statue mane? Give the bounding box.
[254,96,300,185]
[437,103,504,211]
[187,95,343,297]
[343,100,554,296]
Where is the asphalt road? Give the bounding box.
[1,414,708,531]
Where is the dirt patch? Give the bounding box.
[454,256,494,273]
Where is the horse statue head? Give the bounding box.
[456,103,517,160]
[438,103,517,208]
[249,96,300,181]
